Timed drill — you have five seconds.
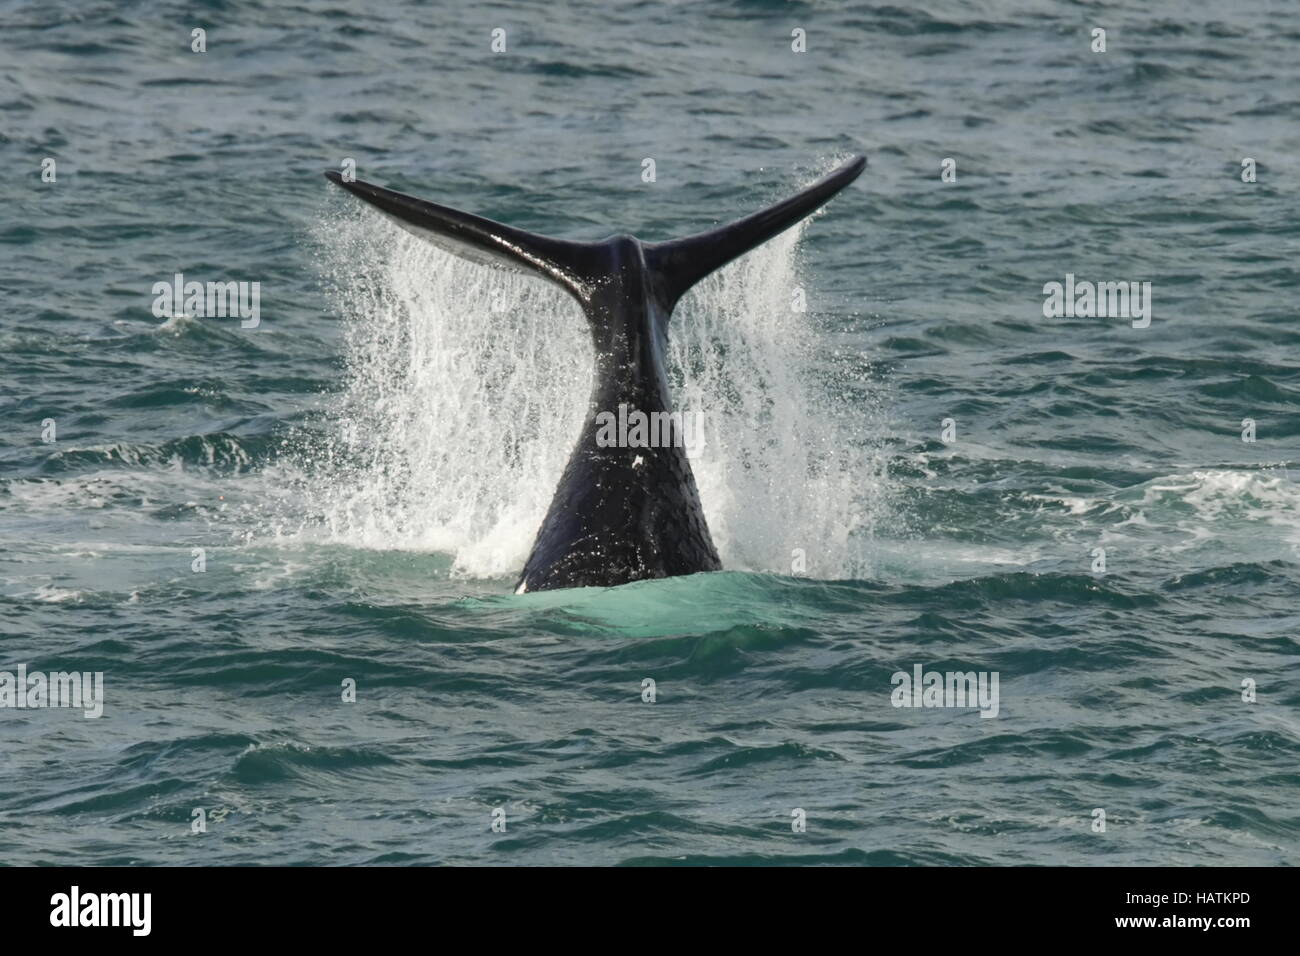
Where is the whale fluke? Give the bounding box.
[323,169,597,302]
[646,155,866,310]
[324,156,866,591]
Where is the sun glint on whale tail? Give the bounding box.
[322,169,599,303]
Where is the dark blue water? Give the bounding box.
[2,0,1298,865]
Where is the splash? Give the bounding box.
[298,168,890,582]
[668,213,890,578]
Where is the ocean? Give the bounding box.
[1,0,1297,865]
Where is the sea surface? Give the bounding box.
[2,0,1298,865]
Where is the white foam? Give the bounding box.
[30,585,84,603]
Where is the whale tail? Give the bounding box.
[325,157,865,592]
[322,155,865,309]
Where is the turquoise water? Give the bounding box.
[2,0,1298,865]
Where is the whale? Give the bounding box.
[324,155,866,592]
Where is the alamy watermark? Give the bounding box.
[891,664,999,718]
[152,272,261,328]
[50,886,150,936]
[0,664,104,718]
[1043,274,1151,328]
[594,403,707,456]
